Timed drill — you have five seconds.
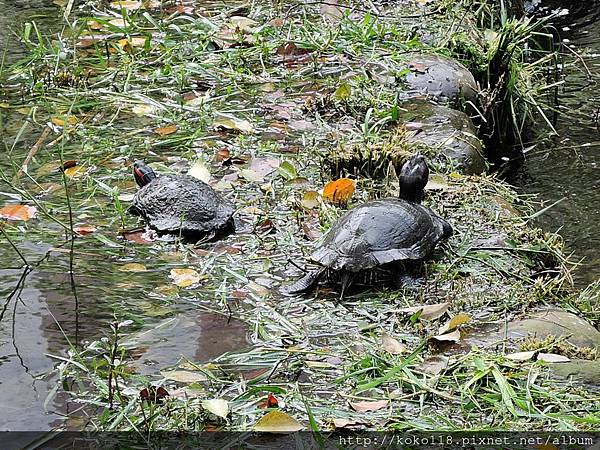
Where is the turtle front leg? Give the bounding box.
[281,268,325,295]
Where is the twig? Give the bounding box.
[562,43,592,80]
[12,126,51,183]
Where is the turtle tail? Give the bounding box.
[281,268,325,296]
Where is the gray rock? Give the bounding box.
[401,53,478,107]
[550,359,600,386]
[507,309,600,350]
[399,100,486,175]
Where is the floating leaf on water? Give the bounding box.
[381,332,407,355]
[169,268,201,288]
[398,302,449,320]
[254,410,303,433]
[187,160,211,183]
[202,399,229,419]
[301,191,321,209]
[438,313,471,334]
[214,115,254,133]
[73,225,97,235]
[119,262,147,272]
[162,370,207,383]
[350,400,389,412]
[537,353,570,363]
[505,350,536,362]
[0,204,37,221]
[431,329,461,343]
[154,124,178,136]
[323,178,355,205]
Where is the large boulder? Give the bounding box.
[401,53,478,107]
[506,309,600,350]
[398,100,486,175]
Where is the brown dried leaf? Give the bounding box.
[350,400,389,412]
[381,332,407,355]
[0,204,37,221]
[398,302,449,320]
[431,329,461,343]
[154,124,178,136]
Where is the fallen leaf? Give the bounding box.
[288,119,315,131]
[154,124,178,136]
[350,400,389,412]
[276,42,311,57]
[254,410,303,433]
[162,370,207,383]
[139,386,168,403]
[277,161,297,180]
[119,262,147,272]
[381,332,407,355]
[505,350,536,362]
[214,115,254,133]
[398,302,449,320]
[169,268,201,288]
[249,157,280,177]
[439,313,471,334]
[431,329,461,343]
[132,104,156,116]
[334,82,351,101]
[187,160,211,183]
[240,168,264,183]
[537,353,570,363]
[51,116,78,127]
[228,16,258,32]
[73,225,97,235]
[301,191,321,209]
[110,1,142,10]
[255,218,276,235]
[323,178,355,205]
[202,399,229,419]
[108,18,127,28]
[258,393,279,409]
[63,165,86,178]
[416,356,448,375]
[320,0,343,22]
[0,204,37,221]
[121,229,155,244]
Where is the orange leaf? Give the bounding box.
[154,124,178,136]
[0,204,37,221]
[323,178,355,205]
[73,225,97,235]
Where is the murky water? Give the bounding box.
[515,1,600,287]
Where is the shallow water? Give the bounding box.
[514,1,600,288]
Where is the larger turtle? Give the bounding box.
[129,160,235,238]
[284,154,452,297]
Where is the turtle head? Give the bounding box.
[133,160,157,187]
[399,154,429,203]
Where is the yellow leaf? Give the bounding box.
[169,268,200,288]
[214,115,254,133]
[63,165,86,178]
[301,191,321,209]
[254,410,304,433]
[322,178,355,205]
[187,160,212,183]
[202,399,229,419]
[0,204,37,221]
[154,124,178,136]
[0,103,10,109]
[438,313,471,334]
[118,262,147,272]
[51,116,78,127]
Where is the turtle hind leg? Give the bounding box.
[281,268,325,296]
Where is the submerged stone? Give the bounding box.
[399,100,486,175]
[401,53,478,107]
[507,309,600,350]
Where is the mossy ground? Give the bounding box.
[1,0,598,433]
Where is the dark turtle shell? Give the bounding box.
[312,198,452,272]
[130,174,234,235]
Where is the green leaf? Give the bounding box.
[277,161,297,180]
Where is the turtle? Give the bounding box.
[128,160,235,238]
[283,154,452,298]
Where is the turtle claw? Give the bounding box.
[280,268,324,296]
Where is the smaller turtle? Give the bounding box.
[129,160,235,239]
[283,154,452,298]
